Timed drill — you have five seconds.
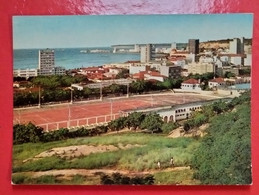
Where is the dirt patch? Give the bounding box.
[168,123,209,138]
[14,166,191,179]
[23,144,142,163]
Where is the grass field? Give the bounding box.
[12,132,201,185]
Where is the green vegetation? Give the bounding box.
[13,133,198,173]
[12,89,251,185]
[161,122,179,134]
[31,75,87,89]
[13,124,109,145]
[101,172,154,185]
[140,113,163,133]
[13,122,44,144]
[154,169,200,185]
[191,91,251,184]
[12,173,87,185]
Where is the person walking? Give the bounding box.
[157,161,161,169]
[170,157,174,167]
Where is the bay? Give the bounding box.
[13,48,140,70]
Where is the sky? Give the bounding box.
[13,14,253,49]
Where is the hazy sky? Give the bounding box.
[13,14,253,49]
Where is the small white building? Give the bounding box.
[181,78,202,91]
[208,77,226,89]
[129,64,147,75]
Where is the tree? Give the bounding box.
[140,113,163,133]
[126,112,145,130]
[13,122,44,144]
[116,68,129,79]
[224,71,236,78]
[108,117,127,132]
[109,84,122,94]
[130,80,146,94]
[191,96,251,184]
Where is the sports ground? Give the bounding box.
[13,93,218,130]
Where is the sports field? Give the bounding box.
[13,93,217,130]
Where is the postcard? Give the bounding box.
[12,14,252,185]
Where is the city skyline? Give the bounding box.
[13,14,253,49]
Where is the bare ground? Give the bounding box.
[13,166,191,179]
[23,143,142,163]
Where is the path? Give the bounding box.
[14,166,191,178]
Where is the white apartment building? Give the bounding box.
[38,49,55,76]
[13,69,38,78]
[140,44,153,63]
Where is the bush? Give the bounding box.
[100,172,154,185]
[13,123,44,144]
[161,122,178,134]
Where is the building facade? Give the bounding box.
[160,64,181,79]
[140,44,154,63]
[38,49,55,76]
[229,37,244,54]
[187,62,215,75]
[181,78,202,91]
[13,69,38,78]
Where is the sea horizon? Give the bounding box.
[13,47,140,70]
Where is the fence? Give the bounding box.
[37,112,129,131]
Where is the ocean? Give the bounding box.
[13,48,140,70]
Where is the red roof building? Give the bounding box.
[182,78,200,84]
[208,77,226,89]
[181,78,201,91]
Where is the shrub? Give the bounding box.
[13,122,44,144]
[100,172,154,185]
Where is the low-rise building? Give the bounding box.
[208,77,226,89]
[132,71,167,82]
[160,64,181,79]
[181,78,202,91]
[129,64,148,75]
[216,66,239,77]
[187,62,214,75]
[13,68,38,78]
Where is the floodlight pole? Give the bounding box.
[68,103,71,128]
[70,87,73,104]
[38,86,41,108]
[127,83,129,98]
[110,99,113,120]
[100,83,103,101]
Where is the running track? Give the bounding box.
[13,93,217,130]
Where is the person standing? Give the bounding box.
[170,157,174,167]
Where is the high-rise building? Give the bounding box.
[38,49,55,75]
[140,44,153,63]
[229,37,244,54]
[188,39,199,55]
